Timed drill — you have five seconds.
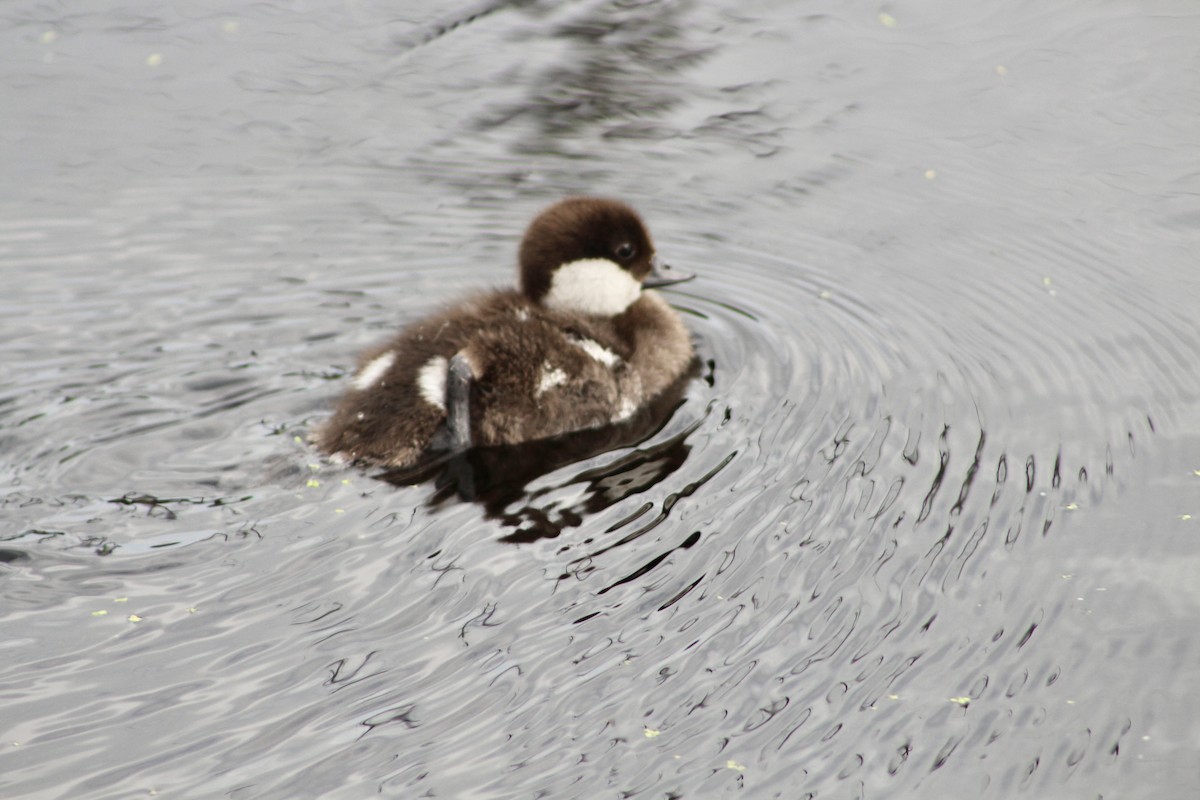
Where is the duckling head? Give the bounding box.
[519,197,671,317]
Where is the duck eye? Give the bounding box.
[614,243,636,261]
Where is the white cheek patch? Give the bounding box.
[569,334,621,367]
[536,362,568,396]
[544,258,642,316]
[354,351,396,390]
[417,356,448,410]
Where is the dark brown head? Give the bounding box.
[518,197,679,316]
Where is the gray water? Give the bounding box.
[3,1,1199,798]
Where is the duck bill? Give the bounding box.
[643,254,695,289]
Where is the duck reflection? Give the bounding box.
[377,365,704,542]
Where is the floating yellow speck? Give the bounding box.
[334,508,345,514]
[341,479,351,485]
[223,21,240,36]
[818,290,832,300]
[950,696,971,706]
[114,597,129,603]
[92,609,108,617]
[1065,502,1078,510]
[1192,469,1200,476]
[128,614,143,623]
[888,694,900,700]
[294,436,303,444]
[187,607,198,614]
[41,30,58,44]
[1181,514,1193,521]
[924,169,937,180]
[307,479,320,488]
[878,12,897,28]
[308,463,321,471]
[1042,276,1053,286]
[644,728,661,738]
[146,53,163,68]
[996,65,1008,77]
[726,759,746,772]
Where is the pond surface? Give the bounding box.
[3,1,1199,798]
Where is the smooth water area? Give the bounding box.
[2,1,1199,797]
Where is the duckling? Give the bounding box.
[315,197,695,467]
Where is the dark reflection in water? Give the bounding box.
[379,362,706,544]
[0,548,30,564]
[484,0,711,147]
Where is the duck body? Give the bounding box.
[315,198,694,468]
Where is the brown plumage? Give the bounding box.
[314,197,695,467]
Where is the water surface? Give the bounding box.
[3,1,1199,798]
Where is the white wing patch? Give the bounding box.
[417,356,448,410]
[536,362,568,396]
[569,335,620,367]
[354,351,396,390]
[612,396,638,423]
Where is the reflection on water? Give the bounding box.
[3,0,1200,798]
[380,361,709,544]
[478,0,711,148]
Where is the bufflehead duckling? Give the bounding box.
[315,197,695,467]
